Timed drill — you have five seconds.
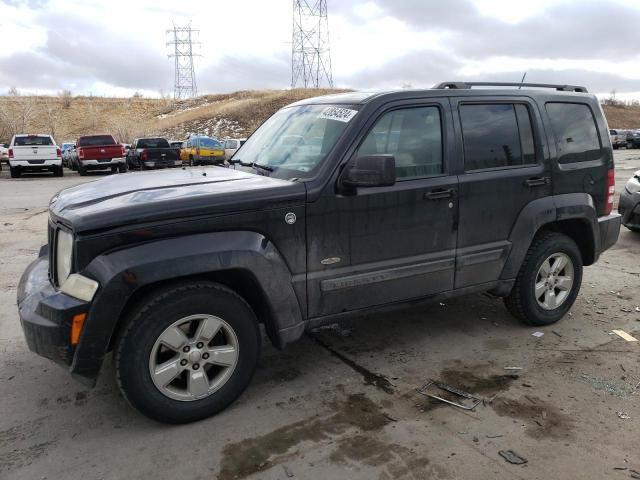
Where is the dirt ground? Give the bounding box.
[1,152,639,480]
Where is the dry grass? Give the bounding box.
[602,104,640,129]
[1,90,637,145]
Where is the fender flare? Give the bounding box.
[499,193,598,281]
[71,231,304,381]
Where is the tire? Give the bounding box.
[78,163,87,176]
[118,163,128,173]
[504,232,583,326]
[54,166,63,177]
[189,156,194,167]
[115,281,260,424]
[111,166,118,173]
[9,166,20,178]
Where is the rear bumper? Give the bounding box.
[194,155,225,165]
[619,189,640,229]
[144,159,182,168]
[17,254,96,385]
[81,157,125,168]
[10,159,61,168]
[596,213,622,255]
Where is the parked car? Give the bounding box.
[626,130,640,149]
[222,138,247,161]
[619,170,640,232]
[62,144,76,168]
[609,129,627,149]
[70,135,127,175]
[0,143,9,170]
[17,81,621,423]
[126,137,181,170]
[180,136,225,166]
[8,134,62,178]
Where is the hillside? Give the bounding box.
[0,90,639,144]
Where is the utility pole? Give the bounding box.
[291,0,334,88]
[166,21,200,99]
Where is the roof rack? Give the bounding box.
[433,82,589,93]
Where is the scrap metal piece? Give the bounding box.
[499,450,528,465]
[417,380,482,411]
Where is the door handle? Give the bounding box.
[525,176,549,187]
[425,188,454,200]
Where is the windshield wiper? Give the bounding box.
[252,162,274,172]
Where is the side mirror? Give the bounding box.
[340,155,396,191]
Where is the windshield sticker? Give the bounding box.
[319,107,358,123]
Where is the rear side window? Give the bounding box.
[358,106,443,179]
[546,103,601,164]
[14,136,53,146]
[460,104,536,171]
[78,135,116,146]
[200,138,222,148]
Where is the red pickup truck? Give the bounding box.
[71,134,127,175]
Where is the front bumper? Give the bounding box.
[17,254,93,383]
[619,188,640,229]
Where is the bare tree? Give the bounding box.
[59,89,73,108]
[43,103,59,140]
[7,86,19,96]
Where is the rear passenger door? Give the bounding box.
[451,97,552,288]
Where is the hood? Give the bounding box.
[50,167,305,233]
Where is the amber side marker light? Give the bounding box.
[71,313,87,345]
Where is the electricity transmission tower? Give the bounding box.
[291,0,333,88]
[166,22,200,99]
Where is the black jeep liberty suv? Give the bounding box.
[17,82,621,423]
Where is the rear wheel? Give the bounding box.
[9,166,20,178]
[504,232,582,326]
[118,163,128,173]
[78,163,87,176]
[115,282,260,423]
[54,166,63,177]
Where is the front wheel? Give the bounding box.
[504,232,583,326]
[115,282,260,423]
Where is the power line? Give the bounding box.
[291,0,333,88]
[166,21,200,99]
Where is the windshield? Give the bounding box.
[138,138,170,148]
[78,135,116,146]
[234,104,358,178]
[14,136,53,146]
[199,138,222,148]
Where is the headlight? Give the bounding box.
[626,175,640,194]
[56,229,73,285]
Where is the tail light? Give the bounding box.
[141,150,148,161]
[196,148,200,155]
[121,145,126,156]
[8,148,13,159]
[79,148,85,160]
[605,168,615,215]
[56,148,61,157]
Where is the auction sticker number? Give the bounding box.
[320,107,358,123]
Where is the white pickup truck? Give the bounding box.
[8,134,63,178]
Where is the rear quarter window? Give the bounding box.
[545,103,601,164]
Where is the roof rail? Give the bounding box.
[433,81,589,93]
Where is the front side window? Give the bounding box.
[358,106,443,179]
[460,104,536,171]
[546,102,601,164]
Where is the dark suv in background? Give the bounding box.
[17,82,621,423]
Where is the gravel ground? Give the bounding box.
[1,152,639,480]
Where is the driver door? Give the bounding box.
[306,100,459,317]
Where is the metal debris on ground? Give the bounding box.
[417,380,482,411]
[498,450,528,465]
[612,330,639,342]
[552,330,563,337]
[504,367,523,371]
[486,434,503,439]
[617,411,631,419]
[532,331,545,338]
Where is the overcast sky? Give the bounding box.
[1,0,639,99]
